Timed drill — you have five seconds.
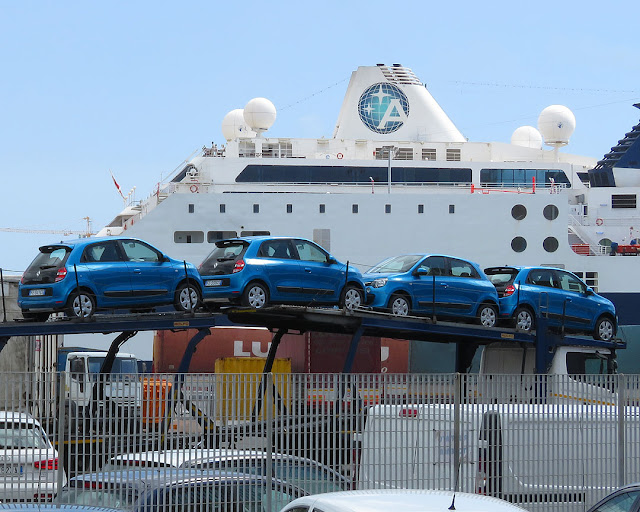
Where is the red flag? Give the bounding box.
[110,170,125,199]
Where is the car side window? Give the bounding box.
[591,491,640,512]
[527,269,555,288]
[294,240,328,263]
[556,271,586,293]
[258,240,294,260]
[120,241,161,263]
[449,258,478,279]
[419,256,447,276]
[82,241,122,263]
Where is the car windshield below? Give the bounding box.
[0,422,49,449]
[367,255,423,274]
[58,487,135,509]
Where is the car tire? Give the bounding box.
[340,285,363,310]
[66,290,96,318]
[389,294,410,316]
[241,282,269,309]
[22,311,50,322]
[477,303,497,328]
[594,316,615,341]
[174,282,201,312]
[514,306,534,332]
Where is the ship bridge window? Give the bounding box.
[236,165,472,185]
[262,142,292,158]
[612,194,637,208]
[174,231,204,244]
[207,231,237,242]
[446,149,461,161]
[422,149,436,161]
[480,169,570,188]
[239,141,256,158]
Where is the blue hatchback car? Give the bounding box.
[18,236,203,321]
[363,254,500,327]
[198,236,365,310]
[484,266,617,340]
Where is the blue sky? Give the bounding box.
[1,0,639,274]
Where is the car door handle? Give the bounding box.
[304,268,312,273]
[133,269,141,274]
[440,283,448,288]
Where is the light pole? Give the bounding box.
[383,145,395,194]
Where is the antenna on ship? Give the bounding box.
[538,105,576,162]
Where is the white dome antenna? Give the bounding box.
[221,109,256,141]
[538,105,576,148]
[511,126,543,149]
[243,98,277,136]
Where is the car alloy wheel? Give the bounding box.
[514,306,534,331]
[595,317,615,341]
[389,294,409,316]
[242,283,268,309]
[68,291,96,318]
[341,285,363,310]
[478,304,497,327]
[175,283,200,312]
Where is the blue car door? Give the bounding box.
[445,257,481,317]
[119,239,175,304]
[292,239,344,304]
[410,255,448,315]
[81,240,132,307]
[554,270,595,331]
[523,268,564,322]
[255,239,303,302]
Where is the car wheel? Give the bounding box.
[174,282,201,312]
[514,306,534,332]
[241,282,269,309]
[22,311,50,322]
[389,294,410,316]
[477,304,497,328]
[67,290,96,318]
[340,285,363,310]
[594,316,615,341]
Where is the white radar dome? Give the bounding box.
[537,105,576,147]
[243,97,277,133]
[221,109,255,141]
[511,126,543,149]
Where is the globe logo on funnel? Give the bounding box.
[358,83,409,134]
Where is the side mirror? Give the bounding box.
[413,267,428,276]
[162,255,171,263]
[328,257,337,264]
[586,287,595,296]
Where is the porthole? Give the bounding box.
[543,204,559,220]
[598,238,612,247]
[543,237,559,252]
[511,204,527,220]
[511,237,527,252]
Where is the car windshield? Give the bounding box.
[58,487,135,509]
[87,357,138,379]
[367,255,423,274]
[0,421,49,449]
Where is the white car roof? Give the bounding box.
[110,448,281,467]
[0,411,39,424]
[281,490,528,512]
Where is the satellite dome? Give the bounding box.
[221,109,255,141]
[511,126,543,149]
[537,105,576,147]
[243,98,277,133]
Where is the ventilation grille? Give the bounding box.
[377,63,422,85]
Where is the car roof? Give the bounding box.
[38,236,148,250]
[0,411,39,424]
[283,490,528,512]
[214,236,313,244]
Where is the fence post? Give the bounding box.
[266,372,274,512]
[617,373,626,487]
[453,372,461,491]
[55,371,66,504]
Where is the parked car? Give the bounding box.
[363,254,500,327]
[18,237,203,321]
[58,468,304,512]
[586,483,640,512]
[484,266,617,340]
[198,237,365,310]
[0,411,67,502]
[102,449,348,495]
[0,506,121,512]
[279,489,528,512]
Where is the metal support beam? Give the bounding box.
[251,328,288,422]
[342,325,364,374]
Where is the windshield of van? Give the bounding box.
[87,357,138,376]
[367,255,422,274]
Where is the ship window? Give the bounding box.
[612,194,637,209]
[352,204,359,214]
[262,142,292,159]
[286,204,293,213]
[188,204,194,213]
[319,204,326,214]
[313,229,330,251]
[239,141,256,158]
[543,204,559,220]
[240,230,270,237]
[385,204,391,214]
[511,237,527,253]
[511,204,527,220]
[449,205,455,214]
[174,231,204,244]
[574,271,599,292]
[253,204,259,213]
[599,238,612,247]
[207,231,237,242]
[220,204,226,213]
[480,169,570,188]
[418,204,424,214]
[446,149,461,162]
[422,149,436,161]
[543,237,559,252]
[395,148,413,160]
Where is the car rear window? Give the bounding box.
[485,268,518,286]
[199,241,248,275]
[0,421,49,449]
[22,245,71,284]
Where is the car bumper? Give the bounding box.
[200,275,244,302]
[18,284,69,312]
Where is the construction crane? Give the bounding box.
[0,217,94,238]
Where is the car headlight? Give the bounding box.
[371,278,388,288]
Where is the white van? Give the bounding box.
[355,403,640,512]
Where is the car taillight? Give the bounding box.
[55,268,67,282]
[34,458,58,470]
[233,260,245,273]
[83,481,104,489]
[503,284,516,297]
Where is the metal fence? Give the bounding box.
[1,371,639,512]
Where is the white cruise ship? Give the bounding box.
[97,63,640,331]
